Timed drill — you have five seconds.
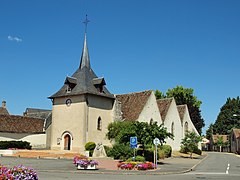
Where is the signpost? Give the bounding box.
[153,138,160,169]
[130,137,137,161]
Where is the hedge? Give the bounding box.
[0,141,32,149]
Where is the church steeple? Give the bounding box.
[79,15,91,69]
[79,33,90,69]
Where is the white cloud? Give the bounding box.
[8,35,22,42]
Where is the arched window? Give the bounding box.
[171,122,174,135]
[97,117,102,131]
[184,122,188,134]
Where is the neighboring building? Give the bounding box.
[0,114,46,149]
[230,128,240,154]
[210,134,229,152]
[0,101,9,115]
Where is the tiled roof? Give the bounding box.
[0,107,9,115]
[24,108,51,120]
[115,90,152,121]
[0,115,44,133]
[232,129,240,139]
[157,98,173,122]
[212,134,229,143]
[177,105,186,123]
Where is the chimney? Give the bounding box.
[2,101,6,108]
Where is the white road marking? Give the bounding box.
[226,163,230,174]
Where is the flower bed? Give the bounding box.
[73,155,98,170]
[0,164,38,179]
[117,161,155,170]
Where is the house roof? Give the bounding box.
[157,98,173,122]
[177,105,187,123]
[0,115,44,133]
[232,129,240,139]
[212,134,229,143]
[115,90,152,121]
[24,108,51,120]
[49,33,114,100]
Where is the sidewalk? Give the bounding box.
[7,150,206,175]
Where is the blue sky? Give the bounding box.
[1,0,240,134]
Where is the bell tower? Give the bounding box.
[49,16,115,152]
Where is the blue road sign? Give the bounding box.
[130,144,137,148]
[130,137,137,148]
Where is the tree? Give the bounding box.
[106,121,173,155]
[155,86,205,134]
[155,90,165,99]
[206,123,213,140]
[211,97,240,135]
[181,131,202,158]
[215,136,224,152]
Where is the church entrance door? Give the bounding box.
[64,134,71,150]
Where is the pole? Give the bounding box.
[134,148,136,161]
[155,144,157,169]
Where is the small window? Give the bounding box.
[66,85,71,93]
[184,122,188,134]
[171,122,174,135]
[97,117,102,131]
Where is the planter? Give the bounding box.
[77,164,97,170]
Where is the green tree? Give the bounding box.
[212,97,240,135]
[155,90,166,99]
[156,86,205,134]
[181,131,202,158]
[206,123,213,140]
[106,121,173,155]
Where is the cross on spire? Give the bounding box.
[83,14,90,33]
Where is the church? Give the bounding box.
[0,26,199,152]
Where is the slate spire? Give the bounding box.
[79,15,91,69]
[79,33,90,69]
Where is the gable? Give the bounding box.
[177,105,186,125]
[115,90,152,121]
[157,98,173,122]
[0,115,44,133]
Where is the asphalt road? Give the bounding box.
[1,152,240,179]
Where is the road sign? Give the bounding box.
[130,144,137,148]
[130,137,137,145]
[153,138,160,145]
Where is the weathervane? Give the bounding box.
[83,14,90,33]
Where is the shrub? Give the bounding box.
[180,145,188,154]
[104,145,112,157]
[137,149,154,162]
[193,146,202,155]
[107,143,133,161]
[180,145,202,155]
[158,150,165,159]
[159,145,172,158]
[0,141,31,149]
[85,142,96,157]
[126,155,145,162]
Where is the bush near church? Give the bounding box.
[159,145,172,158]
[0,140,32,149]
[85,142,96,157]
